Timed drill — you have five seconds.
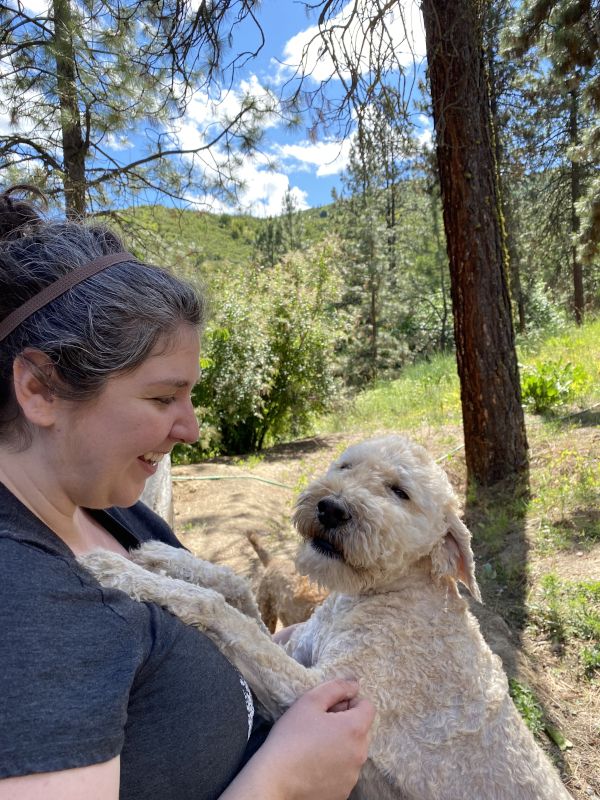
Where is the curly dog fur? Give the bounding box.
[80,435,572,800]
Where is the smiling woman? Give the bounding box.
[0,185,374,800]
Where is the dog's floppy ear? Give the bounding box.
[430,512,482,602]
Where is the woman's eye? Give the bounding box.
[390,485,410,500]
[155,396,176,405]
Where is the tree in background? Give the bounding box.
[504,0,600,323]
[0,0,277,216]
[256,0,529,486]
[333,92,450,385]
[254,189,305,267]
[333,102,404,385]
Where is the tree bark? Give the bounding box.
[140,457,175,528]
[421,0,529,487]
[52,0,87,218]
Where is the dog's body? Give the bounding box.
[246,531,328,633]
[81,435,572,800]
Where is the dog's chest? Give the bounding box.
[297,593,382,665]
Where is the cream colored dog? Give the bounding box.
[81,435,572,800]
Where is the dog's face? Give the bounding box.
[293,435,480,598]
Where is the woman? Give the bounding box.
[0,187,374,800]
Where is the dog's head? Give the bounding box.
[293,435,481,600]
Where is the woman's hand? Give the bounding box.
[221,679,375,800]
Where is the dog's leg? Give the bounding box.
[129,541,266,629]
[80,550,328,720]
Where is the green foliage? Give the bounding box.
[580,645,600,679]
[114,206,263,282]
[508,680,545,736]
[521,360,591,413]
[529,573,600,677]
[332,97,451,389]
[175,240,342,458]
[530,444,600,553]
[0,0,277,213]
[316,351,461,435]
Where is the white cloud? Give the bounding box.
[275,0,425,85]
[235,157,309,216]
[185,147,309,217]
[416,113,433,149]
[20,0,49,14]
[169,73,280,154]
[275,137,352,177]
[187,162,309,217]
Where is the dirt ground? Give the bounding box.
[172,428,599,800]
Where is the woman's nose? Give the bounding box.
[171,398,199,444]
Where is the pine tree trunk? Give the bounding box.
[53,0,87,218]
[421,0,529,487]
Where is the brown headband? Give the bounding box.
[0,252,137,343]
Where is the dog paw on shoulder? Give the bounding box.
[78,548,133,583]
[131,540,179,566]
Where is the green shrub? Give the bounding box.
[508,680,544,736]
[580,644,600,678]
[521,360,591,413]
[175,241,342,458]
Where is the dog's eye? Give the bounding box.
[338,463,352,470]
[390,485,410,500]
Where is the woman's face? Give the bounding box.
[46,324,200,510]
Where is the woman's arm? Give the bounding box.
[220,680,375,800]
[0,756,120,800]
[0,682,373,800]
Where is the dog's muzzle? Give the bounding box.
[317,497,351,529]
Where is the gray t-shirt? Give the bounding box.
[0,483,267,799]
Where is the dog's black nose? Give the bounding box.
[317,498,351,529]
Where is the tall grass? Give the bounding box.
[316,318,600,436]
[317,352,461,435]
[517,318,600,411]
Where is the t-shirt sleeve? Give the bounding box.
[0,537,145,779]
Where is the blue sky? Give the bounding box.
[4,0,429,216]
[199,0,429,214]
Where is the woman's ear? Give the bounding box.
[430,511,482,602]
[12,350,58,428]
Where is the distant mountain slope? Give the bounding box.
[111,203,334,282]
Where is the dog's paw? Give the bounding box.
[130,540,181,571]
[79,549,132,582]
[79,550,160,602]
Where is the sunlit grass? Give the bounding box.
[316,352,461,435]
[530,448,600,553]
[518,317,600,412]
[315,317,600,438]
[528,573,600,678]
